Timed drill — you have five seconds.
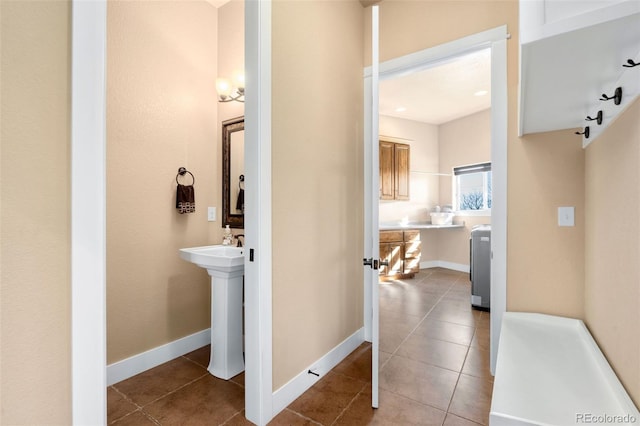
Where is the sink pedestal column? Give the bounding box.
[206,268,244,380]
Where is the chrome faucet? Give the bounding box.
[235,234,245,247]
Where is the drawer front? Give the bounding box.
[403,230,420,243]
[380,230,403,243]
[404,256,420,273]
[404,240,421,259]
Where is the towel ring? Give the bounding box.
[176,167,195,185]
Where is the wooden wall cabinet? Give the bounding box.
[379,229,421,280]
[379,140,410,201]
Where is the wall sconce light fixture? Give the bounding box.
[216,72,245,103]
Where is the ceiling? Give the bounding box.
[379,48,492,125]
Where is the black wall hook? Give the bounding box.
[575,126,590,139]
[599,87,622,105]
[585,110,603,125]
[622,59,640,68]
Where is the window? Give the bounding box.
[453,162,491,212]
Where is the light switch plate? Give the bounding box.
[208,207,216,222]
[558,207,575,227]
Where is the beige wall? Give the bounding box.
[433,216,491,268]
[218,1,245,131]
[373,0,586,319]
[585,98,640,405]
[508,129,585,318]
[439,109,491,207]
[367,1,517,65]
[107,1,219,363]
[0,1,72,423]
[437,109,492,267]
[379,115,439,224]
[271,0,365,391]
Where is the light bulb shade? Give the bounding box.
[233,73,245,91]
[216,78,232,97]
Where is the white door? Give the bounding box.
[363,4,380,409]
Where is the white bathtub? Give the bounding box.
[490,312,639,425]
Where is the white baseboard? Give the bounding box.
[107,329,211,386]
[271,327,365,417]
[421,260,470,273]
[421,260,440,269]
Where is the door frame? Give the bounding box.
[244,1,274,424]
[363,25,508,375]
[71,1,107,423]
[70,1,274,424]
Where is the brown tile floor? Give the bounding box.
[108,268,493,425]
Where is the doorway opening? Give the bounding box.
[375,47,496,416]
[363,26,508,408]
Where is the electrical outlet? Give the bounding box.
[208,207,216,222]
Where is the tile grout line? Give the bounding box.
[440,273,477,424]
[113,372,207,425]
[384,275,456,359]
[220,409,253,426]
[444,273,490,425]
[110,355,211,424]
[383,271,489,424]
[181,352,247,390]
[108,385,146,425]
[329,271,454,424]
[180,353,210,371]
[282,408,325,426]
[127,372,210,424]
[328,380,369,426]
[376,272,466,419]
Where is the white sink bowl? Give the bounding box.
[179,245,244,273]
[430,212,454,225]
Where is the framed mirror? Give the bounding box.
[222,116,245,229]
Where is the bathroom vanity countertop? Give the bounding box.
[379,222,465,230]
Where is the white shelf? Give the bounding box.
[518,0,640,138]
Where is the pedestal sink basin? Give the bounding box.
[179,245,244,273]
[179,245,245,380]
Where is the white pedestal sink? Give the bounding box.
[179,245,245,380]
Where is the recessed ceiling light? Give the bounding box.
[395,107,407,112]
[474,90,488,97]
